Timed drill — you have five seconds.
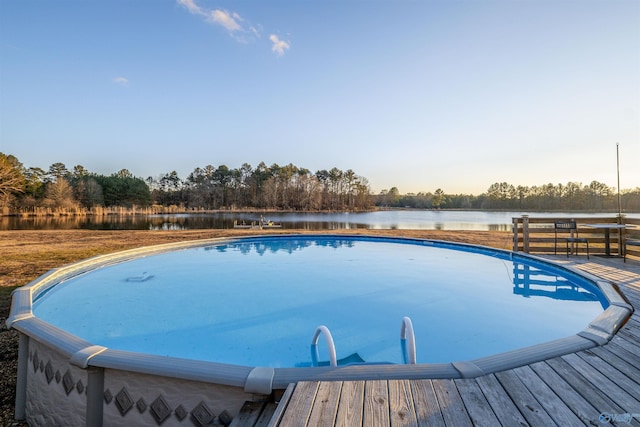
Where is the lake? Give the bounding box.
[2,210,639,231]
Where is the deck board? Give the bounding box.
[575,351,640,401]
[494,369,557,426]
[431,379,473,427]
[545,356,630,419]
[561,353,640,413]
[232,257,640,427]
[619,325,640,344]
[335,381,364,426]
[306,381,342,427]
[528,361,600,425]
[409,379,445,427]
[610,335,640,363]
[275,381,318,426]
[601,341,640,371]
[453,379,501,426]
[363,380,390,426]
[388,379,418,426]
[512,365,584,426]
[583,347,640,389]
[475,374,529,426]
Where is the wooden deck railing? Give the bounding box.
[512,215,640,260]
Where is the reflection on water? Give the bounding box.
[207,237,604,306]
[0,214,157,230]
[2,210,638,231]
[511,261,603,303]
[206,237,355,255]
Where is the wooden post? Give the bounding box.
[522,215,530,253]
[617,213,626,256]
[570,218,576,255]
[512,218,519,252]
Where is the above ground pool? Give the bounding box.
[8,235,633,426]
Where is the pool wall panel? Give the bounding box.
[101,369,252,425]
[26,339,88,427]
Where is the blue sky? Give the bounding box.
[1,0,638,195]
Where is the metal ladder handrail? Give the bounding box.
[310,318,415,367]
[311,325,337,367]
[400,316,416,364]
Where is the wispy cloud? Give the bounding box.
[112,77,129,86]
[209,9,242,32]
[270,35,290,57]
[177,0,289,55]
[177,0,202,15]
[178,0,250,39]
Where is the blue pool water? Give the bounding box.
[33,236,607,367]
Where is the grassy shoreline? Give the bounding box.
[0,228,512,425]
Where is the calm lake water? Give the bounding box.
[3,210,639,231]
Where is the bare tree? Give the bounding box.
[43,178,77,209]
[0,153,26,206]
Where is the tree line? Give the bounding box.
[0,154,152,212]
[0,153,373,213]
[2,152,638,214]
[151,162,371,211]
[375,181,640,212]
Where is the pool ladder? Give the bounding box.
[400,316,416,364]
[311,325,337,367]
[311,316,416,367]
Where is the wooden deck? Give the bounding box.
[233,256,640,427]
